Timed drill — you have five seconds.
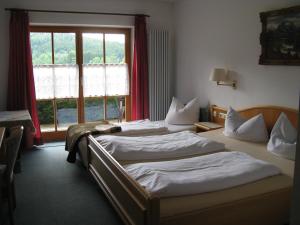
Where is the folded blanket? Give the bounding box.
[124,151,281,197]
[96,131,225,161]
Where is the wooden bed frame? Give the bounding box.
[210,105,298,130]
[86,105,298,225]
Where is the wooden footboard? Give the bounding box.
[87,135,160,225]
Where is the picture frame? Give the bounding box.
[259,6,300,65]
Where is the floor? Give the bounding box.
[1,142,123,225]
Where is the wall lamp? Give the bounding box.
[209,68,237,89]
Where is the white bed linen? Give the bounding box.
[267,113,297,161]
[96,131,225,161]
[110,119,168,136]
[112,119,196,136]
[156,120,196,133]
[199,128,294,177]
[124,151,281,197]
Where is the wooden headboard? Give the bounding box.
[211,105,298,132]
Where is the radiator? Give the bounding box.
[148,29,171,121]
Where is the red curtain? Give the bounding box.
[7,10,43,146]
[131,15,149,120]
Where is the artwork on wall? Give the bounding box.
[259,6,300,65]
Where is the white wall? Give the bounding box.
[174,0,300,109]
[0,0,174,110]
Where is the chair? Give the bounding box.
[0,126,23,225]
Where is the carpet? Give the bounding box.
[1,142,123,225]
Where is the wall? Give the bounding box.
[0,0,174,110]
[174,0,300,109]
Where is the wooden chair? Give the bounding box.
[0,126,24,225]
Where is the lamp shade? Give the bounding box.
[210,68,228,82]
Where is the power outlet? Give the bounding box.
[219,112,227,119]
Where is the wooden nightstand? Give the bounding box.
[194,122,223,133]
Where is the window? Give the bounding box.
[30,27,131,134]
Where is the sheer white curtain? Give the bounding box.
[33,65,79,99]
[83,63,129,97]
[83,64,105,97]
[33,63,128,99]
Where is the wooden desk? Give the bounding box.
[0,127,5,163]
[0,110,34,172]
[0,110,34,132]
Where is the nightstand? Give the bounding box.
[194,122,223,133]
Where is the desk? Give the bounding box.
[0,110,35,172]
[0,110,35,132]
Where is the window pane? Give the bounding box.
[37,100,55,132]
[56,99,78,130]
[105,34,125,64]
[105,64,129,96]
[54,65,79,98]
[84,98,104,122]
[54,33,76,64]
[83,33,104,64]
[30,32,52,65]
[83,65,105,97]
[106,97,120,120]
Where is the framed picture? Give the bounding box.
[259,6,300,65]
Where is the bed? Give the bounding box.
[85,105,298,225]
[76,120,196,167]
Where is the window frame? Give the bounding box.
[30,26,132,141]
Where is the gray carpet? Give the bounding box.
[2,142,123,225]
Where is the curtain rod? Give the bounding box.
[4,8,150,17]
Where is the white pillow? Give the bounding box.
[224,107,268,142]
[267,113,297,161]
[165,97,199,125]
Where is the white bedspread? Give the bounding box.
[96,131,225,160]
[124,151,281,197]
[112,119,168,136]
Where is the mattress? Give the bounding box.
[158,129,294,218]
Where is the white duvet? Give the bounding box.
[96,131,225,160]
[112,119,168,136]
[124,151,281,197]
